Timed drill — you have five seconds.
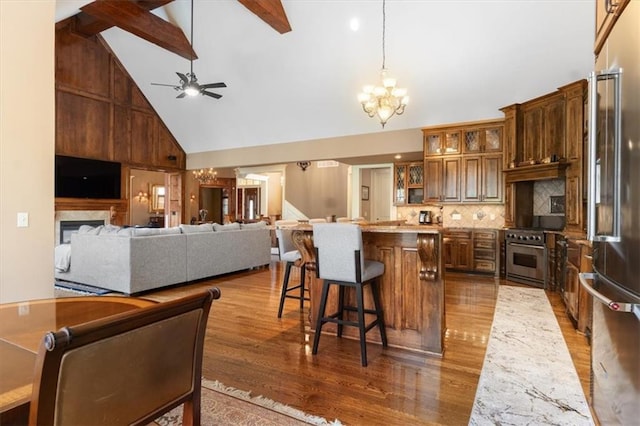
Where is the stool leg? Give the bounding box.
[356,283,368,367]
[371,279,388,347]
[312,279,330,355]
[277,261,293,318]
[336,285,346,337]
[299,264,306,311]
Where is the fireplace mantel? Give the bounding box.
[55,198,128,225]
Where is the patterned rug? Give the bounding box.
[469,285,593,425]
[154,379,341,426]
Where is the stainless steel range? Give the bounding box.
[505,229,547,288]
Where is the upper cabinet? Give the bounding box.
[394,162,424,205]
[595,0,630,54]
[422,120,504,204]
[462,126,503,154]
[521,92,566,163]
[424,131,462,156]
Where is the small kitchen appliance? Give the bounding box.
[419,210,432,224]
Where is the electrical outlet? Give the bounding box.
[17,212,29,228]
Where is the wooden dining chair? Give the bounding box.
[28,287,221,426]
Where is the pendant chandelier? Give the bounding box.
[357,0,409,128]
[193,168,217,184]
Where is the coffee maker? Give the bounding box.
[419,210,432,224]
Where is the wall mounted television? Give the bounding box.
[55,155,121,199]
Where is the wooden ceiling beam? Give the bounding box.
[74,1,173,37]
[80,0,197,60]
[237,0,291,34]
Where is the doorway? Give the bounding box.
[371,168,391,222]
[237,187,260,220]
[199,187,223,223]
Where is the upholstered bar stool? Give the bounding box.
[276,228,308,318]
[311,223,388,366]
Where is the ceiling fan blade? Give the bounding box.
[202,91,222,99]
[200,82,227,89]
[176,92,187,99]
[151,83,180,88]
[176,72,189,84]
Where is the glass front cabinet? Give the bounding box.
[394,162,424,205]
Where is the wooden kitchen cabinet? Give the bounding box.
[443,230,472,271]
[423,120,503,204]
[461,154,503,203]
[424,157,461,203]
[560,80,588,235]
[564,239,593,335]
[394,162,424,205]
[522,92,565,163]
[463,126,503,154]
[424,130,461,156]
[595,0,630,54]
[473,230,497,274]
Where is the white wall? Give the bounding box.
[0,2,56,302]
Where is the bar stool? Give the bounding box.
[311,223,387,366]
[276,228,308,318]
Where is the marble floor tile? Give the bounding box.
[469,285,593,426]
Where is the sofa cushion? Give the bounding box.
[98,224,121,235]
[179,224,214,234]
[240,221,267,230]
[117,228,135,237]
[78,225,102,235]
[213,222,241,232]
[132,227,182,237]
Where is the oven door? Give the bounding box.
[506,242,547,287]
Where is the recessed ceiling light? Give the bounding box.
[350,18,360,32]
[394,154,402,159]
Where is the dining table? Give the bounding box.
[0,295,155,424]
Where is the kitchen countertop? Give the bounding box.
[291,223,442,234]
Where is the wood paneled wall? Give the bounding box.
[54,19,187,222]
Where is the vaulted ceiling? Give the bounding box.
[55,0,595,165]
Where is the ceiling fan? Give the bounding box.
[151,0,226,99]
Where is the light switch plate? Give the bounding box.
[17,212,29,227]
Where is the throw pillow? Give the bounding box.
[98,224,121,235]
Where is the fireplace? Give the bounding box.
[59,220,105,244]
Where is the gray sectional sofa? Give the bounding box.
[54,222,271,294]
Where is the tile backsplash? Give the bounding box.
[396,204,505,229]
[533,179,565,216]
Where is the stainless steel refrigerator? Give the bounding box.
[580,1,640,424]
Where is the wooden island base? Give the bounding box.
[293,225,445,356]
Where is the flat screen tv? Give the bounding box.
[55,155,121,199]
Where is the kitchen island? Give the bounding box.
[292,224,445,356]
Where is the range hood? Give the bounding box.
[503,161,569,184]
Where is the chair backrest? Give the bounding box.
[275,228,297,256]
[28,288,221,426]
[313,223,364,283]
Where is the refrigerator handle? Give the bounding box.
[587,69,623,242]
[579,272,639,315]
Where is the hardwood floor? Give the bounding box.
[143,259,591,425]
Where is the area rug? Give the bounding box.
[154,378,341,426]
[468,285,593,425]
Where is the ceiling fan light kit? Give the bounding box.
[358,0,409,128]
[151,0,226,100]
